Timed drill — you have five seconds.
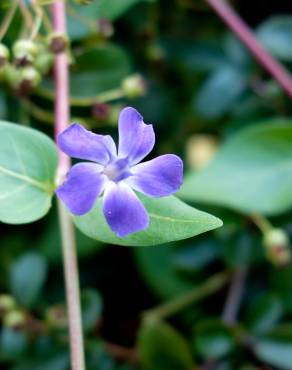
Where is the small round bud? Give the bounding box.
[73,0,93,4]
[92,102,110,121]
[121,74,147,99]
[97,19,114,38]
[7,66,41,95]
[46,305,67,329]
[48,32,68,54]
[0,44,10,67]
[0,295,16,315]
[5,65,23,89]
[263,228,291,266]
[35,52,54,75]
[13,40,38,66]
[3,310,26,330]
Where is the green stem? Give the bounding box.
[0,0,19,41]
[250,214,273,234]
[35,87,125,107]
[143,271,229,320]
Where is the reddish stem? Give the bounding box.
[51,1,86,370]
[205,0,292,98]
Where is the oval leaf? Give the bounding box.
[257,16,292,61]
[0,121,57,224]
[138,318,195,370]
[74,194,222,247]
[194,65,248,118]
[180,121,292,215]
[10,252,48,308]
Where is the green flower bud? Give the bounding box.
[46,305,67,329]
[48,32,69,54]
[6,65,41,95]
[263,228,291,266]
[13,40,38,66]
[35,52,54,75]
[3,310,26,330]
[0,43,10,67]
[121,74,147,99]
[0,295,16,314]
[5,64,23,89]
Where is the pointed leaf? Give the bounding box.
[74,194,222,247]
[180,121,292,215]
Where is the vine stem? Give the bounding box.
[0,0,19,41]
[143,271,229,320]
[205,0,292,99]
[51,1,86,370]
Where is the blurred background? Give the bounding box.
[1,0,292,369]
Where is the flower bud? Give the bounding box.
[13,40,38,66]
[46,305,67,329]
[3,310,26,330]
[263,228,291,266]
[48,32,68,54]
[92,102,110,121]
[35,52,54,75]
[97,18,114,38]
[0,43,10,67]
[7,66,41,95]
[121,74,147,99]
[5,65,22,89]
[0,295,16,315]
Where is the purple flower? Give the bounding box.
[56,107,183,237]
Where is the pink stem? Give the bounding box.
[52,1,71,179]
[51,2,86,370]
[205,0,292,98]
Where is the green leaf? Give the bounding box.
[194,65,248,118]
[244,293,283,334]
[138,318,195,370]
[250,321,292,368]
[193,319,235,359]
[74,194,222,247]
[0,121,57,224]
[0,328,27,361]
[257,16,292,61]
[10,252,47,308]
[68,0,154,39]
[42,44,131,99]
[180,121,292,215]
[81,289,103,332]
[11,353,70,370]
[133,243,194,299]
[71,45,131,98]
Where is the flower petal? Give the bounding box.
[103,182,149,237]
[56,163,105,215]
[118,107,155,165]
[126,154,183,197]
[58,123,117,164]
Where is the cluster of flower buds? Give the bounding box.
[263,228,291,266]
[0,38,55,96]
